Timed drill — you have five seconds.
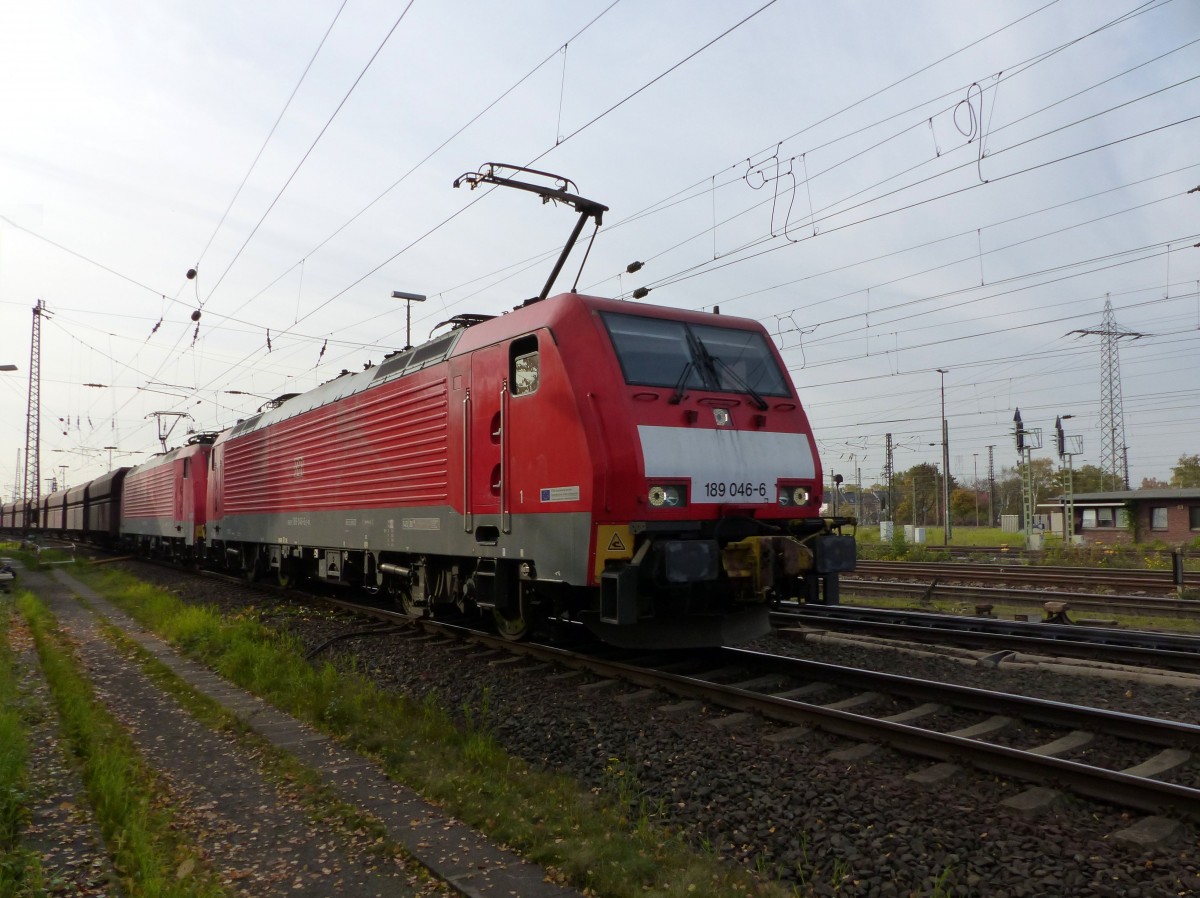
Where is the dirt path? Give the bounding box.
[11,566,582,898]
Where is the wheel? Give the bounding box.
[399,588,425,619]
[492,594,530,641]
[384,577,423,619]
[244,554,264,584]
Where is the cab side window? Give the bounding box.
[511,336,539,396]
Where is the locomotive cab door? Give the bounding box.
[468,345,507,534]
[177,456,194,544]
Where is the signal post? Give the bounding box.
[1013,408,1042,549]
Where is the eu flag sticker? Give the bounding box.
[540,488,551,502]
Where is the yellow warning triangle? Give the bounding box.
[607,533,627,551]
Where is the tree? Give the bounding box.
[994,466,1023,521]
[1141,477,1170,489]
[1021,457,1056,510]
[1170,454,1200,488]
[949,487,980,526]
[1050,463,1106,495]
[995,458,1055,526]
[894,464,944,526]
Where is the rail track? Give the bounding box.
[65,554,1200,896]
[66,557,1200,824]
[853,559,1195,594]
[369,620,1200,821]
[261,568,1200,822]
[866,544,1200,564]
[79,556,1200,893]
[840,579,1200,619]
[773,604,1200,672]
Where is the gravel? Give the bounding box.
[128,564,1200,897]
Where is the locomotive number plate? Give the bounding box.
[702,481,768,500]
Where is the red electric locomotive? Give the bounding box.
[206,289,854,647]
[2,166,855,649]
[120,435,213,559]
[208,297,854,648]
[203,164,855,647]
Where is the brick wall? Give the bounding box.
[1140,500,1200,545]
[1077,500,1200,546]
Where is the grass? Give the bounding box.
[7,550,965,894]
[854,526,1200,571]
[0,540,78,574]
[15,590,230,898]
[0,600,43,897]
[856,526,1025,549]
[93,616,445,890]
[72,567,808,898]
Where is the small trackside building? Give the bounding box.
[1041,489,1200,545]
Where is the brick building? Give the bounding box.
[1041,489,1200,546]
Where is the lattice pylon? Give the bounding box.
[1070,297,1143,490]
[22,300,44,518]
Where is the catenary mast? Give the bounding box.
[1070,297,1142,490]
[22,300,45,521]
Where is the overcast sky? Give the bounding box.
[2,0,1198,501]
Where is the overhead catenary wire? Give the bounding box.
[199,0,419,309]
[636,93,1200,297]
[178,0,790,407]
[203,0,627,335]
[7,1,1170,365]
[192,0,352,274]
[305,11,1197,383]
[6,1,1196,487]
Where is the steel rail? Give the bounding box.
[406,622,1200,820]
[173,564,1200,820]
[855,560,1193,592]
[773,605,1200,672]
[841,579,1200,618]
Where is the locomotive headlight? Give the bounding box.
[778,485,810,506]
[648,484,685,507]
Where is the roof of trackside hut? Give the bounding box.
[1044,489,1200,503]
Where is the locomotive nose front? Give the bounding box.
[580,304,853,648]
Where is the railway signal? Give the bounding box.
[1012,408,1043,550]
[1056,415,1083,543]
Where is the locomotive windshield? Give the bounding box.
[601,312,792,399]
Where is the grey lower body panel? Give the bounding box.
[121,518,197,545]
[211,506,593,584]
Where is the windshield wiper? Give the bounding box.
[708,354,769,411]
[669,360,694,405]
